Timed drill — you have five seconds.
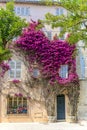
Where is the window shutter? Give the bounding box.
[80,53,85,79]
[77,48,85,79]
[59,65,68,78]
[47,31,52,40]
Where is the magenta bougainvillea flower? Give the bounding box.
[12,79,20,84]
[15,93,23,97]
[0,62,10,77]
[15,21,78,85]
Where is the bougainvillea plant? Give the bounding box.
[12,79,20,84]
[15,21,78,85]
[0,62,10,77]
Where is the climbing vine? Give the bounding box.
[15,21,78,85]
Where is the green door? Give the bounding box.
[57,95,65,120]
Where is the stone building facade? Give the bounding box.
[0,0,87,123]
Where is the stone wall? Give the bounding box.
[78,80,87,121]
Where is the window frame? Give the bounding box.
[59,65,68,78]
[9,60,21,79]
[14,6,30,16]
[32,68,40,78]
[7,96,28,115]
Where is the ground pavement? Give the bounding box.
[0,122,87,130]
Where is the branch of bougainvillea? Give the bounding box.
[0,62,10,78]
[15,21,78,85]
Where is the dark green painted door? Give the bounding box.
[57,95,65,120]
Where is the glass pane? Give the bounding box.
[47,31,52,40]
[23,98,27,113]
[16,70,21,78]
[17,7,21,15]
[23,98,27,106]
[56,8,60,15]
[16,61,21,69]
[9,97,12,107]
[10,70,15,78]
[25,7,30,16]
[21,7,24,16]
[59,65,68,78]
[18,97,22,107]
[33,69,39,77]
[9,61,15,69]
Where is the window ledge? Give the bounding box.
[79,78,87,81]
[7,114,29,117]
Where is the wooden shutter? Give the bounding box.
[77,48,85,79]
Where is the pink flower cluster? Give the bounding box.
[16,21,78,85]
[12,79,20,83]
[15,93,23,97]
[0,62,10,77]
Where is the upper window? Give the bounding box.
[14,6,30,16]
[46,31,52,40]
[7,96,27,114]
[56,8,64,16]
[59,65,68,78]
[32,68,40,78]
[9,60,21,79]
[59,28,65,40]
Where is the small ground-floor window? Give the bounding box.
[7,96,27,114]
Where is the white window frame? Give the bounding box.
[9,60,21,79]
[14,6,30,16]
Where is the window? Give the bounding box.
[33,68,40,78]
[9,61,21,79]
[59,28,65,40]
[46,31,52,40]
[14,6,30,16]
[59,65,68,78]
[7,96,27,114]
[56,8,64,16]
[16,7,21,15]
